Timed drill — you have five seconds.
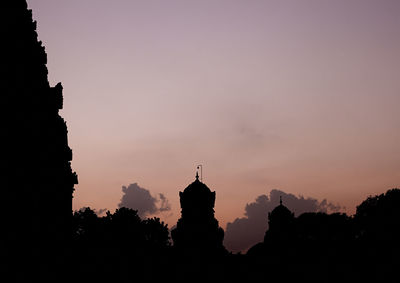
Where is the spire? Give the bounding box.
[195,171,199,181]
[197,164,202,182]
[280,196,282,205]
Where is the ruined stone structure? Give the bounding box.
[2,0,77,251]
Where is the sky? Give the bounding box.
[27,0,400,231]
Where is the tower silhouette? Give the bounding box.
[2,0,78,255]
[171,172,225,255]
[264,196,295,242]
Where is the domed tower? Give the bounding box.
[171,172,225,254]
[264,197,295,242]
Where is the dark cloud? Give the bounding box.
[224,189,342,253]
[95,208,107,216]
[158,193,171,212]
[118,183,171,218]
[76,207,107,216]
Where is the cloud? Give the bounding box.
[95,208,107,216]
[224,189,341,253]
[76,207,107,216]
[158,193,171,212]
[118,183,171,218]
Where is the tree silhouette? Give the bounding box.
[72,207,170,251]
[143,217,170,249]
[355,188,400,241]
[72,207,102,243]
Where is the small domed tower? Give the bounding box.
[264,196,295,242]
[171,172,225,254]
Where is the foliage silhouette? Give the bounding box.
[355,188,400,241]
[72,207,170,251]
[246,189,400,282]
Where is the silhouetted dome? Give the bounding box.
[183,173,212,195]
[267,197,295,234]
[269,203,293,219]
[178,173,216,216]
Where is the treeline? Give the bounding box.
[245,188,400,282]
[71,207,172,281]
[67,189,400,282]
[73,207,170,251]
[256,188,400,251]
[73,188,400,250]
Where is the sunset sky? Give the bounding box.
[28,0,400,229]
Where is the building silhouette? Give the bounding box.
[264,196,295,242]
[171,172,225,255]
[247,196,295,257]
[2,0,77,255]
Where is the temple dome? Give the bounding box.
[269,203,293,219]
[179,173,216,215]
[183,173,212,194]
[267,196,295,233]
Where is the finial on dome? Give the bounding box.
[197,164,203,182]
[195,171,199,180]
[280,196,282,205]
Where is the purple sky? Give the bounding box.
[27,0,400,228]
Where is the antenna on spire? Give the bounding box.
[280,196,282,205]
[197,165,203,182]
